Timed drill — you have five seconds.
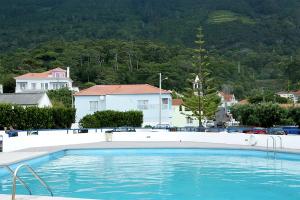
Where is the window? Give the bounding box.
[185,106,191,111]
[20,82,27,90]
[179,105,182,111]
[162,98,168,110]
[31,83,36,90]
[186,117,193,124]
[89,101,98,112]
[45,83,48,90]
[137,100,149,110]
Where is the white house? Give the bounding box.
[74,84,172,126]
[14,67,76,93]
[218,92,238,108]
[277,91,300,103]
[0,93,52,108]
[171,99,199,127]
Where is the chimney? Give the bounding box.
[67,67,70,78]
[0,84,3,94]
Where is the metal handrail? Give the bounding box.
[0,165,32,195]
[12,164,53,200]
[267,136,276,157]
[276,136,283,149]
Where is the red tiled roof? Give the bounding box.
[291,90,300,96]
[219,92,234,102]
[172,99,183,106]
[75,84,171,96]
[15,67,66,79]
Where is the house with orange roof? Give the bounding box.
[14,67,75,93]
[218,92,238,108]
[74,84,172,126]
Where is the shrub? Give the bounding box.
[0,104,75,130]
[288,107,300,127]
[79,110,143,128]
[231,103,286,127]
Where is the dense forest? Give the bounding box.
[1,0,300,98]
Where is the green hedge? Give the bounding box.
[0,104,75,130]
[80,110,143,128]
[231,103,300,127]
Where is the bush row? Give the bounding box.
[231,103,300,127]
[80,110,143,128]
[0,104,75,130]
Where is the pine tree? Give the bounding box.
[183,27,220,127]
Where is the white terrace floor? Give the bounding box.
[1,141,300,200]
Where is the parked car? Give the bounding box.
[105,127,136,133]
[227,126,253,133]
[176,126,205,132]
[153,124,171,129]
[244,127,267,134]
[267,128,287,135]
[280,126,300,135]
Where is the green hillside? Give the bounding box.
[0,0,300,97]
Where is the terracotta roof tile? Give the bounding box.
[219,92,234,102]
[15,67,66,79]
[172,99,183,106]
[75,84,171,96]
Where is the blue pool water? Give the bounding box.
[1,149,300,200]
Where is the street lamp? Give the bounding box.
[159,73,168,125]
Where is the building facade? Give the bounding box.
[0,93,52,108]
[74,84,172,126]
[277,91,300,103]
[14,67,74,93]
[171,99,199,127]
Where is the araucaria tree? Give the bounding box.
[183,27,220,127]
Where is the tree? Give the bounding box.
[47,88,73,108]
[183,27,220,127]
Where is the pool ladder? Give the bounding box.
[0,164,53,200]
[266,135,283,158]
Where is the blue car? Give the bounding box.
[281,126,300,135]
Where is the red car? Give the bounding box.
[244,127,267,134]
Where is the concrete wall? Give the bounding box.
[2,130,300,152]
[75,93,172,126]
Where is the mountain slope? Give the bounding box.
[0,0,300,52]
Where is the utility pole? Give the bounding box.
[158,73,168,125]
[159,73,162,125]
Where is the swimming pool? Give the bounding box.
[1,148,300,200]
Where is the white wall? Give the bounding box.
[75,96,105,121]
[38,93,53,108]
[75,93,172,126]
[15,78,72,93]
[2,130,300,152]
[171,105,199,127]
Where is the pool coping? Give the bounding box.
[2,141,300,166]
[0,194,94,200]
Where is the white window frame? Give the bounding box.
[20,82,27,90]
[186,117,193,124]
[89,101,98,112]
[31,83,36,90]
[162,98,168,110]
[137,100,149,110]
